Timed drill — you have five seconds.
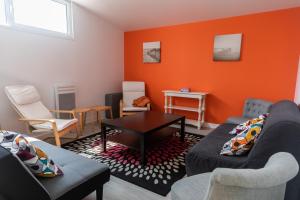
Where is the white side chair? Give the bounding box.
[120,81,151,117]
[5,85,79,147]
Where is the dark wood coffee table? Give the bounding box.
[101,111,185,166]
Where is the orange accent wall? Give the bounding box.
[124,7,300,124]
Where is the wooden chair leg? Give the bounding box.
[98,114,102,130]
[147,103,151,111]
[79,112,84,134]
[54,131,61,147]
[76,124,80,138]
[96,186,103,200]
[83,113,87,130]
[119,100,124,118]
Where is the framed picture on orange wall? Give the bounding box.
[213,33,242,61]
[143,41,161,63]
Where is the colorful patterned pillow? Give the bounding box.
[0,131,63,177]
[221,120,265,156]
[229,113,269,135]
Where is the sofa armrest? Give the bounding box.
[31,140,110,200]
[0,146,51,200]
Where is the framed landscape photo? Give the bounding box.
[213,33,242,61]
[143,41,161,63]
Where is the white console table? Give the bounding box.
[162,90,208,129]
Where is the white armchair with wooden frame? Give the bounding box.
[5,85,79,147]
[120,81,151,117]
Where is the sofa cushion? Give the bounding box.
[133,96,150,107]
[243,98,272,118]
[123,82,145,107]
[229,114,268,135]
[5,85,41,105]
[186,123,248,176]
[32,118,78,131]
[0,131,63,177]
[123,106,148,111]
[0,145,51,200]
[226,116,251,125]
[32,140,110,200]
[221,121,264,156]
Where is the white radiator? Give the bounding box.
[54,84,76,118]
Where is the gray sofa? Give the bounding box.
[227,98,273,124]
[0,139,110,200]
[173,152,299,200]
[186,100,300,200]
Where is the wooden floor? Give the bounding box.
[83,176,171,200]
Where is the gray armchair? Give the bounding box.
[227,98,272,124]
[172,152,299,200]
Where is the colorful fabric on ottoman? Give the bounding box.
[229,113,269,135]
[221,120,265,156]
[0,131,63,177]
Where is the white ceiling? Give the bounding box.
[73,0,300,31]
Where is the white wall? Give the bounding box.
[294,56,300,104]
[0,3,124,131]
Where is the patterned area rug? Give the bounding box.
[63,129,202,196]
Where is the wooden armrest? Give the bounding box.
[19,118,55,123]
[50,109,75,114]
[50,109,76,118]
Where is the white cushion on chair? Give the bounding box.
[32,119,78,131]
[123,81,145,107]
[17,101,53,119]
[123,106,148,112]
[5,85,53,119]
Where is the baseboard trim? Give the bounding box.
[203,122,220,129]
[171,122,220,130]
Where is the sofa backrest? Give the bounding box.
[0,146,51,200]
[243,98,273,118]
[206,152,299,200]
[246,100,300,200]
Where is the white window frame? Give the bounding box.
[1,0,74,39]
